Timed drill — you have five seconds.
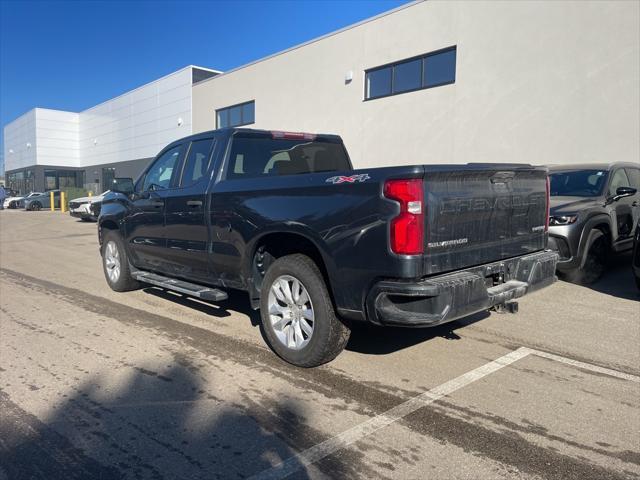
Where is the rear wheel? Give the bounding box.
[30,202,41,211]
[260,254,350,367]
[101,230,140,292]
[564,233,608,285]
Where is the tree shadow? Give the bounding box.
[0,364,320,479]
[346,311,489,355]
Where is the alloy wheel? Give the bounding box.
[267,275,314,350]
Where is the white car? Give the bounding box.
[68,191,110,221]
[4,192,44,209]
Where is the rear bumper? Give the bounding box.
[366,250,559,327]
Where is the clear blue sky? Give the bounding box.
[0,0,406,173]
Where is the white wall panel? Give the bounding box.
[4,67,198,171]
[78,67,193,166]
[3,109,37,171]
[35,109,79,167]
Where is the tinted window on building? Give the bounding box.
[216,101,255,129]
[424,48,456,87]
[45,170,57,190]
[366,67,392,99]
[365,46,456,100]
[229,105,242,126]
[181,139,214,187]
[393,58,422,93]
[242,102,255,124]
[217,110,229,129]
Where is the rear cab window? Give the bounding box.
[225,132,351,180]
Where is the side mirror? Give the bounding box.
[613,186,637,201]
[111,177,134,195]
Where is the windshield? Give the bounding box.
[549,169,608,197]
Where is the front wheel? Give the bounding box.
[564,233,608,285]
[101,230,141,292]
[30,202,41,211]
[260,254,350,367]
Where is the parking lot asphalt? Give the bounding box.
[0,209,638,480]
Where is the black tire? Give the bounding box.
[101,230,141,292]
[30,202,41,211]
[564,233,608,285]
[259,254,350,367]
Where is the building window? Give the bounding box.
[365,46,456,100]
[216,101,255,129]
[44,169,83,191]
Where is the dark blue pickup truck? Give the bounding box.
[98,128,558,367]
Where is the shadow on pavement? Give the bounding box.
[559,252,639,301]
[142,287,492,356]
[142,287,261,326]
[0,364,319,480]
[346,311,489,355]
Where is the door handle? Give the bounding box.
[632,201,638,207]
[187,200,203,207]
[150,201,164,208]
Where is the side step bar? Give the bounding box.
[132,271,228,302]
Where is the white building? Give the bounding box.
[192,0,639,168]
[3,66,218,193]
[4,1,639,194]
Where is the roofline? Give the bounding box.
[3,65,223,129]
[3,108,37,129]
[193,0,422,87]
[189,64,223,74]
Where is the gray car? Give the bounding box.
[548,163,640,284]
[24,190,62,211]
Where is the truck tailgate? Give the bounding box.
[423,165,548,275]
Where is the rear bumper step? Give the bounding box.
[132,271,228,302]
[367,250,558,327]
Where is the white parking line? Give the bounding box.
[250,346,639,480]
[527,348,640,383]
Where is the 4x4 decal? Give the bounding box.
[325,174,370,184]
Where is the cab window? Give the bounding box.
[180,139,214,187]
[142,145,182,191]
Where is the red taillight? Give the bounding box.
[383,179,424,255]
[545,175,550,232]
[271,131,317,141]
